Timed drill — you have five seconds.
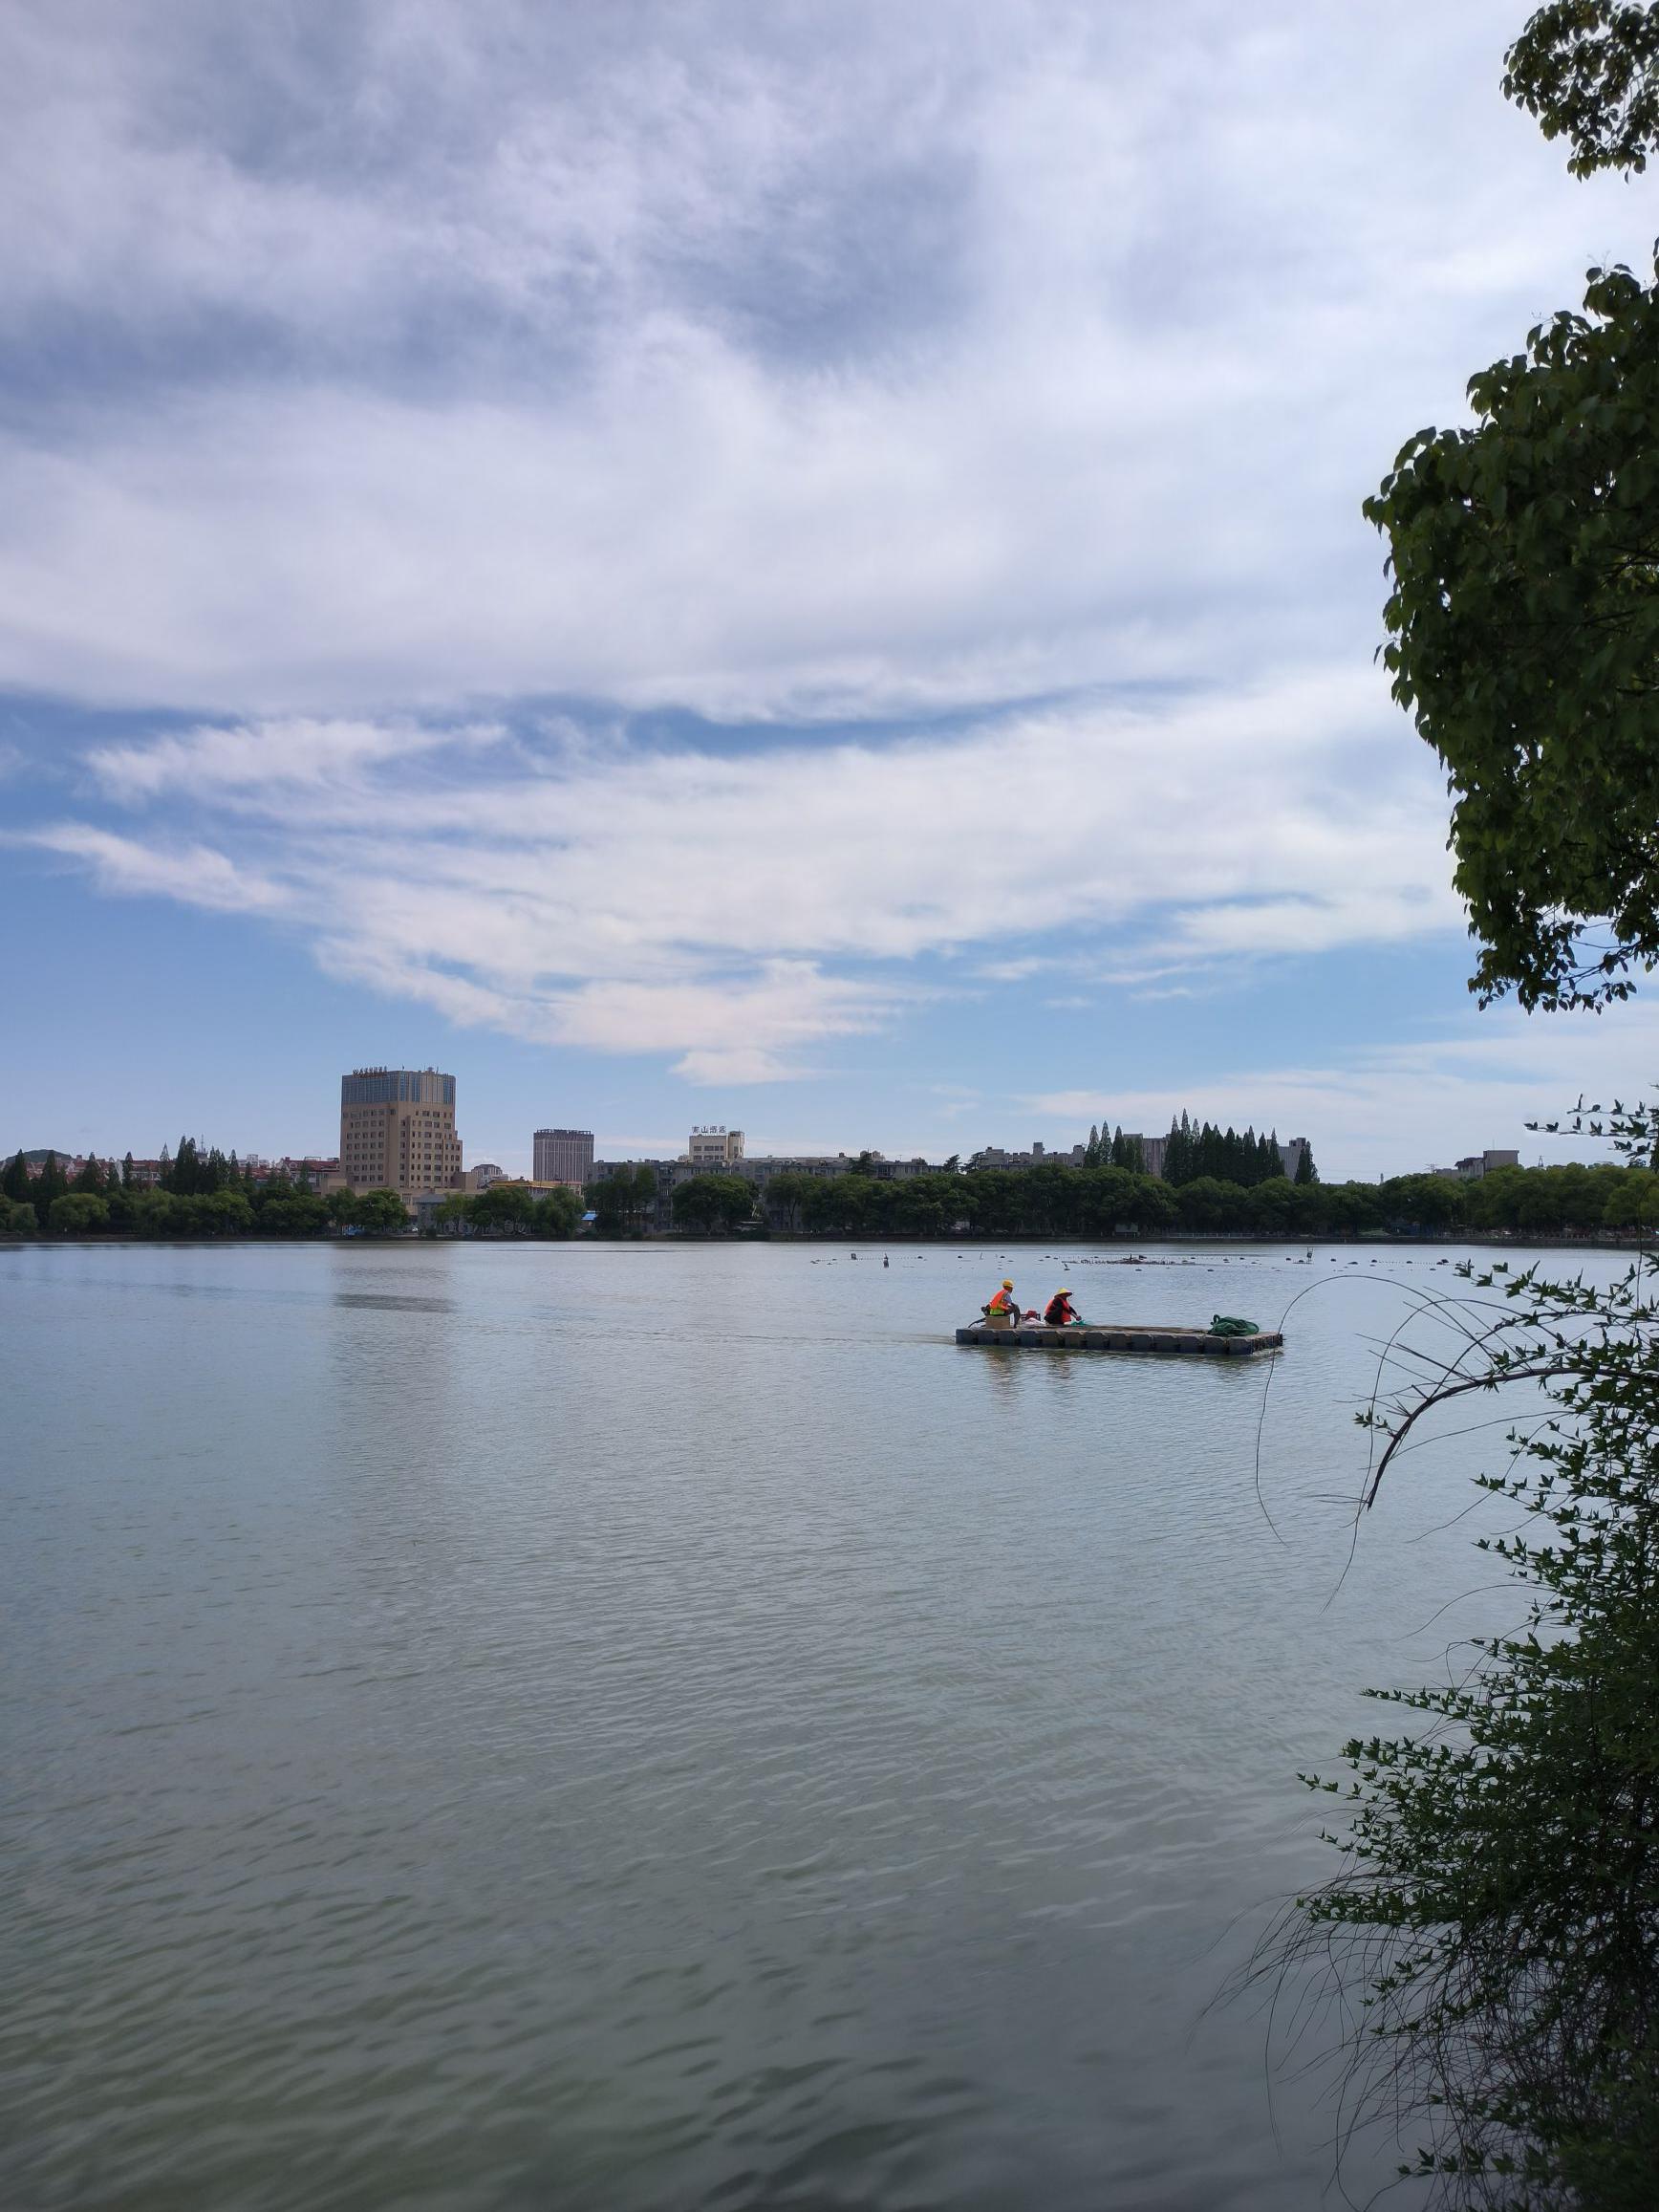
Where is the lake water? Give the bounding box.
[0,1237,1602,2210]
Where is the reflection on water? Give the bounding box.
[0,1237,1583,2211]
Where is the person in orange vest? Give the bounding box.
[982,1278,1020,1325]
[1044,1286,1081,1327]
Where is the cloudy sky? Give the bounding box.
[4,0,1655,1174]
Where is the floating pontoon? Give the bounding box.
[955,1323,1282,1355]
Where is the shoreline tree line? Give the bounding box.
[0,1143,592,1241]
[658,1158,1647,1239]
[9,1144,1653,1245]
[0,1142,408,1239]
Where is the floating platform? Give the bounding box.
[955,1324,1282,1355]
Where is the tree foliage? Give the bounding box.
[584,1164,657,1236]
[1503,2,1659,176]
[32,1152,69,1216]
[748,1160,1652,1240]
[671,1174,755,1232]
[1366,259,1659,1009]
[1269,1250,1659,2205]
[346,1187,410,1235]
[1365,5,1659,1010]
[1312,22,1659,2157]
[1159,1114,1286,1186]
[433,1185,581,1238]
[3,1148,1646,1244]
[47,1192,110,1235]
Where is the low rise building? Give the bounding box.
[252,1156,344,1189]
[968,1141,1088,1170]
[287,1156,343,1186]
[1456,1149,1521,1180]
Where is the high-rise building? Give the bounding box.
[532,1128,594,1183]
[687,1126,744,1167]
[339,1068,463,1196]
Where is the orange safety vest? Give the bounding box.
[987,1288,1016,1316]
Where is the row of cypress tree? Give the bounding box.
[1081,1115,1317,1187]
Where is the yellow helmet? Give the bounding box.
[1002,1278,1014,1288]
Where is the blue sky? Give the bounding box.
[4,0,1657,1177]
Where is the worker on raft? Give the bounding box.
[1044,1286,1082,1327]
[982,1278,1021,1326]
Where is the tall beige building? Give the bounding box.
[339,1068,463,1196]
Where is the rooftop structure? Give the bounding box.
[687,1126,744,1167]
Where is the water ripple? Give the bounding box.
[1,1238,1573,2210]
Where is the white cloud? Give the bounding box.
[85,717,506,802]
[19,823,288,913]
[7,0,1656,1151]
[32,667,1464,1073]
[0,3,1646,717]
[673,1049,803,1087]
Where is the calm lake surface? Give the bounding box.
[1,1237,1605,2210]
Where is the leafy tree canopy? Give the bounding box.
[1366,256,1659,1008]
[351,1187,409,1235]
[672,1174,754,1231]
[48,1192,110,1235]
[584,1163,656,1234]
[1503,0,1659,176]
[468,1182,536,1232]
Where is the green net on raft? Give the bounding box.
[1208,1314,1260,1336]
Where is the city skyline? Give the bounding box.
[6,3,1659,1176]
[0,1056,1562,1191]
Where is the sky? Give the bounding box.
[4,0,1657,1178]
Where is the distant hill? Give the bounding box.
[20,1149,75,1164]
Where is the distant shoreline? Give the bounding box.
[5,1229,1656,1254]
